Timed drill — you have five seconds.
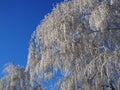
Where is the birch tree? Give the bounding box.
[25,0,120,89]
[0,63,42,90]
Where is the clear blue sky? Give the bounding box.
[0,0,63,77]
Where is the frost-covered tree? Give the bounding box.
[0,0,119,90]
[25,0,120,90]
[0,63,42,90]
[26,0,120,90]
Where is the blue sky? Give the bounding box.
[0,0,63,77]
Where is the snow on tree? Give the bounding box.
[0,63,42,90]
[0,0,119,90]
[26,0,120,90]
